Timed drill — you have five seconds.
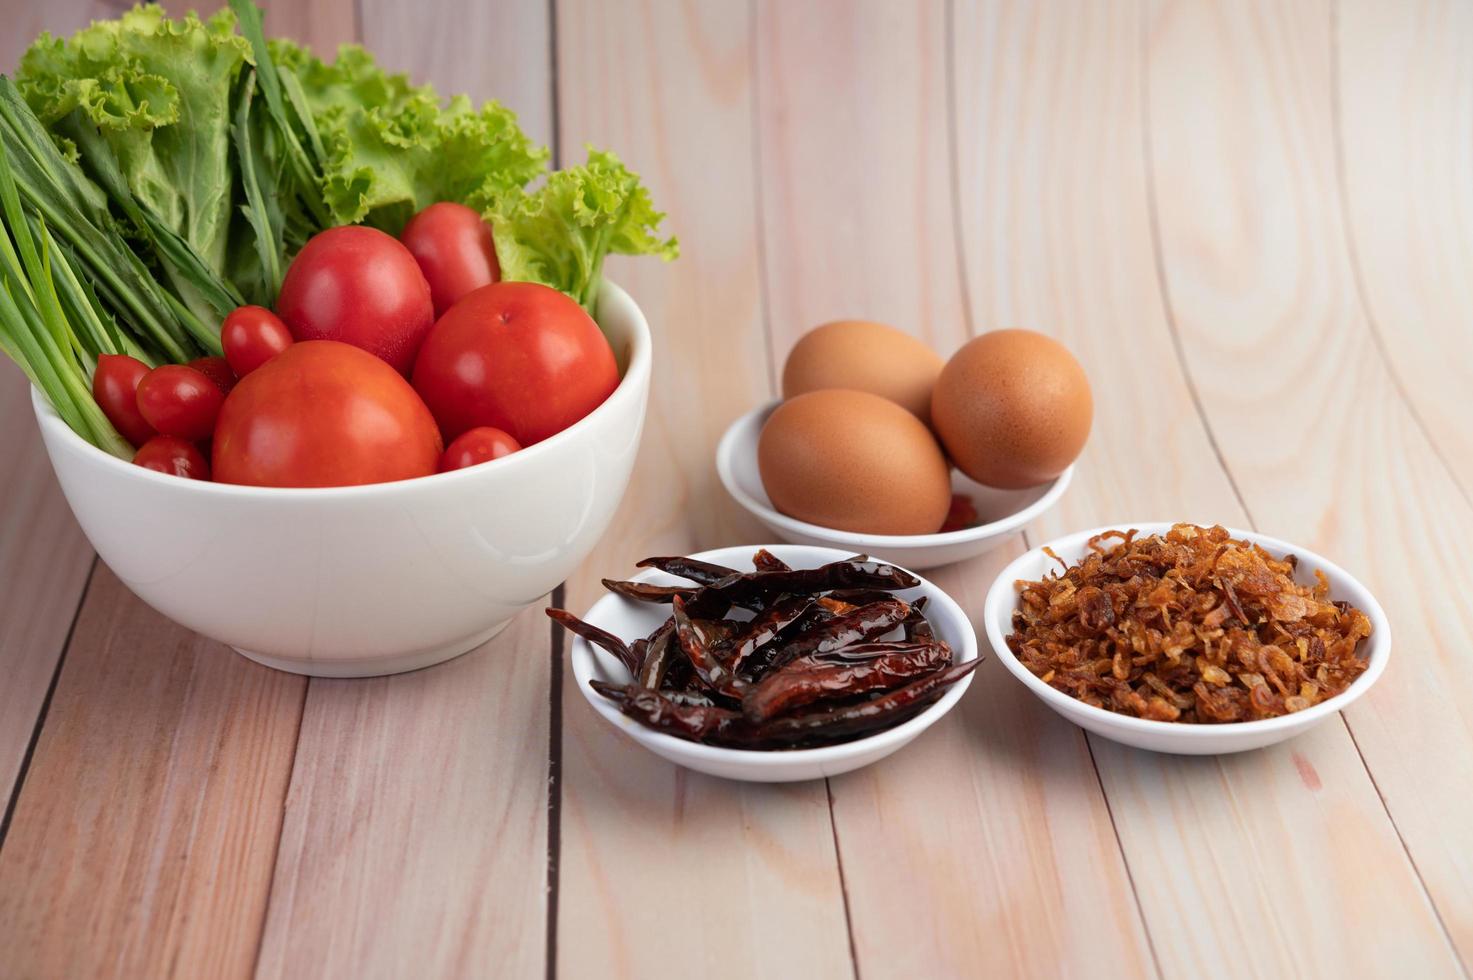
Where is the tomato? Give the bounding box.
[92,353,156,447]
[213,340,443,488]
[133,435,210,480]
[438,426,522,472]
[222,305,293,377]
[188,355,237,394]
[400,202,500,317]
[136,364,225,442]
[411,282,620,445]
[276,225,434,375]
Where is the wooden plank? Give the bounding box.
[254,607,551,980]
[0,5,350,978]
[0,567,305,979]
[552,1,854,976]
[360,0,553,150]
[754,0,969,354]
[749,3,1153,976]
[158,0,358,47]
[1335,0,1473,497]
[0,0,104,816]
[250,4,559,977]
[1143,0,1469,971]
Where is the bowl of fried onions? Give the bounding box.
[984,523,1389,754]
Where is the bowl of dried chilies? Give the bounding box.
[549,545,980,781]
[985,523,1390,754]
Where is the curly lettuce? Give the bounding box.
[17,5,250,329]
[270,40,547,234]
[487,148,678,313]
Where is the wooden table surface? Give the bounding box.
[2,1,1471,977]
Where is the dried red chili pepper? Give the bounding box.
[743,644,953,722]
[546,608,639,674]
[743,660,979,747]
[545,550,978,750]
[671,594,747,696]
[601,579,696,604]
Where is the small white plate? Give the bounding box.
[984,523,1391,754]
[567,544,979,782]
[716,402,1072,570]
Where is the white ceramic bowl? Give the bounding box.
[568,544,979,782]
[32,282,652,677]
[716,402,1072,570]
[984,523,1391,754]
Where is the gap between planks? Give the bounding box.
[939,6,1162,974]
[0,556,97,849]
[1135,0,1464,971]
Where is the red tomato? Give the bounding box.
[400,202,500,317]
[411,282,619,445]
[438,426,522,472]
[136,364,225,442]
[276,226,434,375]
[133,435,210,480]
[92,353,155,447]
[222,305,293,377]
[188,355,237,394]
[213,340,443,488]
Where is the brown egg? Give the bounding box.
[758,389,952,535]
[782,320,945,423]
[931,329,1092,489]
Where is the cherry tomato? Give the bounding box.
[276,226,434,375]
[411,282,620,445]
[133,435,210,480]
[438,426,522,472]
[400,202,500,317]
[213,340,443,488]
[222,305,293,377]
[135,364,226,442]
[92,353,156,448]
[188,355,237,394]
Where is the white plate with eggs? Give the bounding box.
[718,402,1073,569]
[716,322,1089,570]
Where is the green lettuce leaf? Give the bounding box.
[17,4,251,327]
[486,148,678,312]
[274,40,547,234]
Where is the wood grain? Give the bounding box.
[0,0,1470,973]
[0,5,340,979]
[830,548,1157,979]
[552,2,853,976]
[1144,0,1469,971]
[754,0,970,357]
[0,567,305,979]
[751,3,1153,976]
[251,4,559,976]
[254,608,551,980]
[0,0,104,832]
[360,0,553,150]
[1334,0,1473,501]
[158,0,358,49]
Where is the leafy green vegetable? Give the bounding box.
[487,148,678,312]
[0,77,200,361]
[18,5,252,326]
[1,2,676,454]
[271,41,547,234]
[0,131,132,457]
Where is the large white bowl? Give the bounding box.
[984,523,1391,754]
[568,544,979,782]
[716,402,1071,569]
[32,282,652,677]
